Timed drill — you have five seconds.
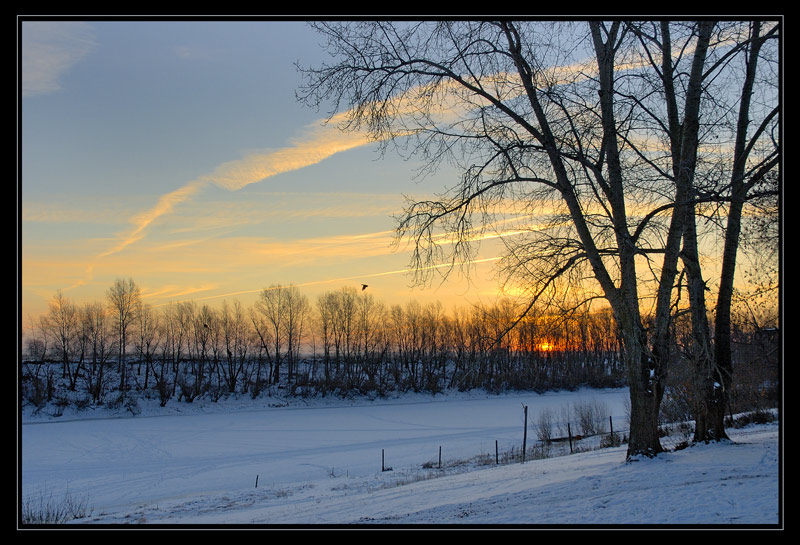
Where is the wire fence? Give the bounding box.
[376,408,702,478]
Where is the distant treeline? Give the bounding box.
[21,280,778,417]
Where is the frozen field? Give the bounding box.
[20,388,780,526]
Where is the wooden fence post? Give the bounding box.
[568,422,574,454]
[522,404,528,463]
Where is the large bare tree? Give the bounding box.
[703,22,779,441]
[298,19,779,458]
[625,20,779,441]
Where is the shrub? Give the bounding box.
[600,431,622,448]
[727,407,776,428]
[106,391,141,415]
[536,408,555,443]
[573,398,609,437]
[21,489,92,525]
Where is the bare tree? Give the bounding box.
[254,285,287,384]
[315,291,336,382]
[191,304,215,399]
[298,20,688,457]
[626,21,780,441]
[704,22,779,441]
[106,278,141,391]
[24,314,49,363]
[220,299,250,393]
[299,19,781,457]
[134,301,160,390]
[23,314,53,406]
[46,290,78,385]
[283,285,310,382]
[317,287,359,384]
[81,301,115,403]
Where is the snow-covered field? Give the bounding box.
[20,388,781,527]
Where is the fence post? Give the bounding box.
[568,422,574,454]
[522,404,528,463]
[496,440,499,465]
[382,448,385,471]
[610,415,614,437]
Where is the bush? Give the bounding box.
[659,389,695,425]
[573,398,609,436]
[727,407,776,428]
[22,376,48,408]
[600,431,622,448]
[536,408,555,443]
[154,374,172,407]
[21,489,92,525]
[106,391,141,415]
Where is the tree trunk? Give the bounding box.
[618,312,664,459]
[702,21,772,442]
[590,22,664,459]
[681,205,724,441]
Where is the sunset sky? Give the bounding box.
[20,19,517,321]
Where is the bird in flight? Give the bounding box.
[361,284,368,291]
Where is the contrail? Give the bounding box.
[97,47,644,262]
[98,113,372,260]
[93,44,662,293]
[148,257,501,306]
[75,20,726,266]
[97,180,207,258]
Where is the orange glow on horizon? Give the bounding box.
[537,341,555,352]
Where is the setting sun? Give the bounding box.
[537,342,555,352]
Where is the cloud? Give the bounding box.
[96,112,374,260]
[141,283,220,300]
[98,180,206,258]
[197,114,372,192]
[94,53,590,260]
[148,256,502,306]
[22,21,96,97]
[92,41,638,262]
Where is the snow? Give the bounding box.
[20,388,781,527]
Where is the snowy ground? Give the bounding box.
[19,388,781,528]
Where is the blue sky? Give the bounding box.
[21,19,509,320]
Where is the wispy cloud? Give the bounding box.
[141,283,221,300]
[96,48,604,260]
[97,112,373,260]
[132,223,523,305]
[22,21,96,97]
[92,41,648,267]
[148,256,502,306]
[97,180,206,258]
[198,113,372,192]
[141,229,399,274]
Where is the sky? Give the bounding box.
[20,18,515,322]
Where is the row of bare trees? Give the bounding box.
[23,275,776,420]
[23,280,630,405]
[24,279,141,404]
